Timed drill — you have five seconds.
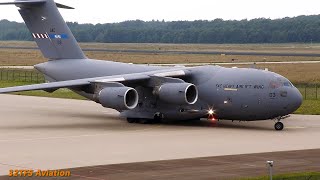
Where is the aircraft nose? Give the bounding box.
[290,88,303,112]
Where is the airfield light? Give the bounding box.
[266,161,274,180]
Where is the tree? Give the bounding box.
[1,15,320,43]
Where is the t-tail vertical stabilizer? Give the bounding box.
[0,0,86,60]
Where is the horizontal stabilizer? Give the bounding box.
[0,0,46,5]
[0,0,74,9]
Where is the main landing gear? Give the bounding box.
[127,118,159,124]
[127,113,164,124]
[127,118,139,123]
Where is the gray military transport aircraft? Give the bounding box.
[0,0,303,130]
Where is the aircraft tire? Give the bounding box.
[274,122,284,131]
[139,119,151,124]
[153,114,163,124]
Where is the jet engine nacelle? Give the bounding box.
[97,87,139,110]
[154,83,198,105]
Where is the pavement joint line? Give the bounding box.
[286,126,306,129]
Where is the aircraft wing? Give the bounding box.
[0,69,188,93]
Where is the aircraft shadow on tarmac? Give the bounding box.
[47,110,277,131]
[0,111,279,131]
[162,120,275,131]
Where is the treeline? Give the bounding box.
[1,15,320,43]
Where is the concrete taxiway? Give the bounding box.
[0,94,319,176]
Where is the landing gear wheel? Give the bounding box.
[274,122,284,131]
[139,119,151,124]
[127,118,138,123]
[153,113,164,124]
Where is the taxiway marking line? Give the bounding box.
[286,126,306,129]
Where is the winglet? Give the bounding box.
[55,2,74,9]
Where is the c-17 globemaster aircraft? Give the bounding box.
[0,0,303,130]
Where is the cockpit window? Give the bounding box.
[283,82,293,87]
[271,75,294,89]
[270,80,294,89]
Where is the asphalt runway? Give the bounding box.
[1,150,319,180]
[6,149,316,180]
[0,94,319,177]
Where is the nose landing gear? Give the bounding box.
[274,115,289,131]
[274,121,284,131]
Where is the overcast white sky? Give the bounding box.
[0,0,320,24]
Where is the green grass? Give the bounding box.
[240,172,320,180]
[297,85,320,100]
[0,69,44,82]
[294,85,320,115]
[13,89,86,100]
[295,100,320,115]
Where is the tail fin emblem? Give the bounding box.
[48,34,69,39]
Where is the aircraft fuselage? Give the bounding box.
[35,59,303,121]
